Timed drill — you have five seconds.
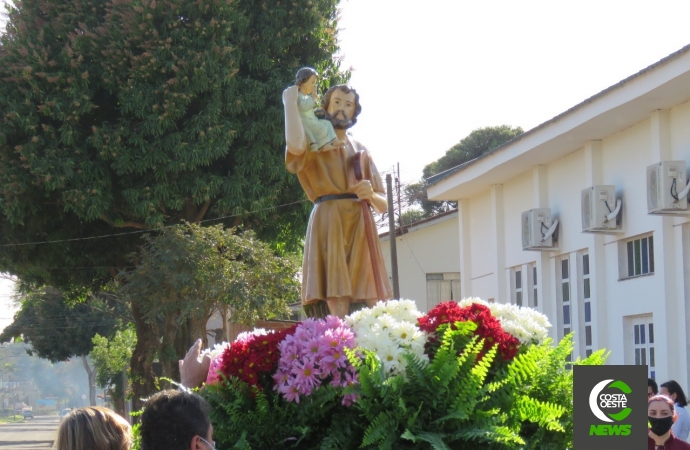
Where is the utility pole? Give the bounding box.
[386,174,400,299]
[396,163,402,228]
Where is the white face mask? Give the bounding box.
[199,437,216,450]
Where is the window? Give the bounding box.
[561,258,571,334]
[626,235,654,278]
[582,253,593,357]
[558,256,574,362]
[513,268,523,306]
[426,273,460,311]
[631,316,655,378]
[532,264,538,307]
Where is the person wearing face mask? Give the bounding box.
[648,394,690,449]
[660,380,690,441]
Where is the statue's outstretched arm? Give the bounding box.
[283,85,306,155]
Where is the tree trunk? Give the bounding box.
[221,306,228,342]
[159,310,180,389]
[130,301,157,415]
[81,355,97,407]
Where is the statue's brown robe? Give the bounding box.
[286,136,393,305]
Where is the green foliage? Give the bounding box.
[0,0,346,293]
[119,222,300,326]
[407,125,524,218]
[91,327,136,387]
[399,209,426,227]
[91,326,137,412]
[202,375,360,450]
[347,325,597,450]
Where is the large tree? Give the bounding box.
[406,125,524,218]
[0,0,345,285]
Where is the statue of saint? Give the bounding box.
[283,77,393,318]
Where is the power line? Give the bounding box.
[0,199,309,248]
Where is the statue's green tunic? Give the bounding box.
[286,137,393,305]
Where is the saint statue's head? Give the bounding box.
[321,85,362,130]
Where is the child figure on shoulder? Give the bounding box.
[295,67,345,152]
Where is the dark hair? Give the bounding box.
[661,380,688,407]
[295,67,318,86]
[321,85,362,127]
[140,390,211,450]
[649,378,658,395]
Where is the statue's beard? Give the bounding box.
[326,110,354,130]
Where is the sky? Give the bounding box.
[336,0,690,183]
[0,278,17,336]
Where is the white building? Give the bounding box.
[379,210,460,313]
[428,44,690,386]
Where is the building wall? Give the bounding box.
[454,103,690,387]
[379,211,460,313]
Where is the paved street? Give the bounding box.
[0,416,59,449]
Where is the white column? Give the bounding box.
[676,224,690,386]
[583,141,609,353]
[532,165,555,335]
[491,185,507,303]
[650,109,683,383]
[458,199,472,300]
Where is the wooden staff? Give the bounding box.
[353,151,386,300]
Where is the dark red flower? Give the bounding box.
[219,325,297,389]
[418,301,520,361]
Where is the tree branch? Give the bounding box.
[193,200,211,223]
[100,215,149,229]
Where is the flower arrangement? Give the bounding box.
[345,299,428,375]
[218,326,296,388]
[418,301,521,360]
[196,297,601,450]
[273,316,358,404]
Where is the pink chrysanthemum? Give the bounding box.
[274,316,358,404]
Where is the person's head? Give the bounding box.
[321,85,362,130]
[295,67,318,95]
[648,394,677,437]
[140,390,213,450]
[660,380,688,407]
[54,406,132,450]
[649,378,659,399]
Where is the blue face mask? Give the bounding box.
[649,415,674,436]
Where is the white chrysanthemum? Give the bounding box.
[201,341,231,360]
[390,321,417,345]
[346,300,429,378]
[379,343,403,374]
[455,297,551,344]
[376,313,397,332]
